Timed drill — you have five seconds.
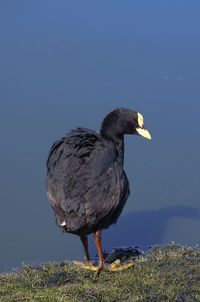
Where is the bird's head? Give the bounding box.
[100,107,151,140]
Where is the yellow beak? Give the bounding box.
[136,112,152,140]
[136,127,152,139]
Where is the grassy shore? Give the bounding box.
[0,244,200,302]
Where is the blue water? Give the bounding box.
[0,1,200,272]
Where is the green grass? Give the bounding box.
[0,244,200,302]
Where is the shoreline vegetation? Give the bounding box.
[0,244,200,301]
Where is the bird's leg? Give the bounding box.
[94,230,108,271]
[80,235,93,266]
[94,230,134,273]
[73,235,96,270]
[73,231,134,273]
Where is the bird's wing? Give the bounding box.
[84,152,130,229]
[46,128,102,231]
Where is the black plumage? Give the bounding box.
[46,107,151,271]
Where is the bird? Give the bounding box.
[46,107,151,272]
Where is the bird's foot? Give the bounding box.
[109,259,134,271]
[73,259,134,274]
[95,259,134,275]
[72,260,97,271]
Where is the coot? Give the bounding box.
[46,107,151,272]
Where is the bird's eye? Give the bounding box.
[130,119,135,123]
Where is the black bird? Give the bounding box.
[46,107,151,272]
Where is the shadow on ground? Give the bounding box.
[97,205,200,251]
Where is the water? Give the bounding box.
[0,1,200,272]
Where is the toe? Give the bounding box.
[73,260,98,271]
[110,259,121,268]
[110,262,134,271]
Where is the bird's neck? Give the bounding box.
[100,111,125,163]
[113,135,124,155]
[115,136,125,164]
[100,129,125,163]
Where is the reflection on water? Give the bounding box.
[1,1,200,272]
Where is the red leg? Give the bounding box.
[73,231,133,273]
[80,235,93,265]
[94,230,108,269]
